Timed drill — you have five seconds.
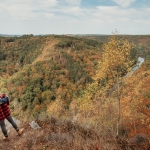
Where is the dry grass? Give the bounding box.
[17,117,150,150]
[0,116,150,150]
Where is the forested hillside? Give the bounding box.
[1,34,149,119]
[1,34,150,149]
[84,35,150,61]
[0,35,102,119]
[121,61,150,136]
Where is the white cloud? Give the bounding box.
[89,6,150,34]
[0,0,57,19]
[42,12,55,18]
[94,6,150,23]
[112,0,136,7]
[0,0,150,34]
[64,0,81,6]
[57,6,84,17]
[37,0,57,7]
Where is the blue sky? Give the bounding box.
[0,0,150,35]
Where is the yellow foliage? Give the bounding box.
[74,33,134,133]
[95,33,134,82]
[47,96,64,117]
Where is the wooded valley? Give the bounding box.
[0,34,150,149]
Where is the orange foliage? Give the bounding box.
[121,61,150,137]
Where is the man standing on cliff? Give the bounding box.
[0,93,24,141]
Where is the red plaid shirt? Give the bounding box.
[0,100,10,120]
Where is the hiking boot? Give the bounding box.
[17,128,24,136]
[3,136,10,141]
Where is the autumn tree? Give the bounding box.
[96,33,134,135]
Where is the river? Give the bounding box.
[107,57,145,96]
[124,57,145,78]
[133,57,145,71]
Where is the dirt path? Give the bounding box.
[33,38,59,64]
[0,123,30,150]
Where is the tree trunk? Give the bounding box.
[116,73,120,136]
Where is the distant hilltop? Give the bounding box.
[66,34,109,36]
[0,34,22,37]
